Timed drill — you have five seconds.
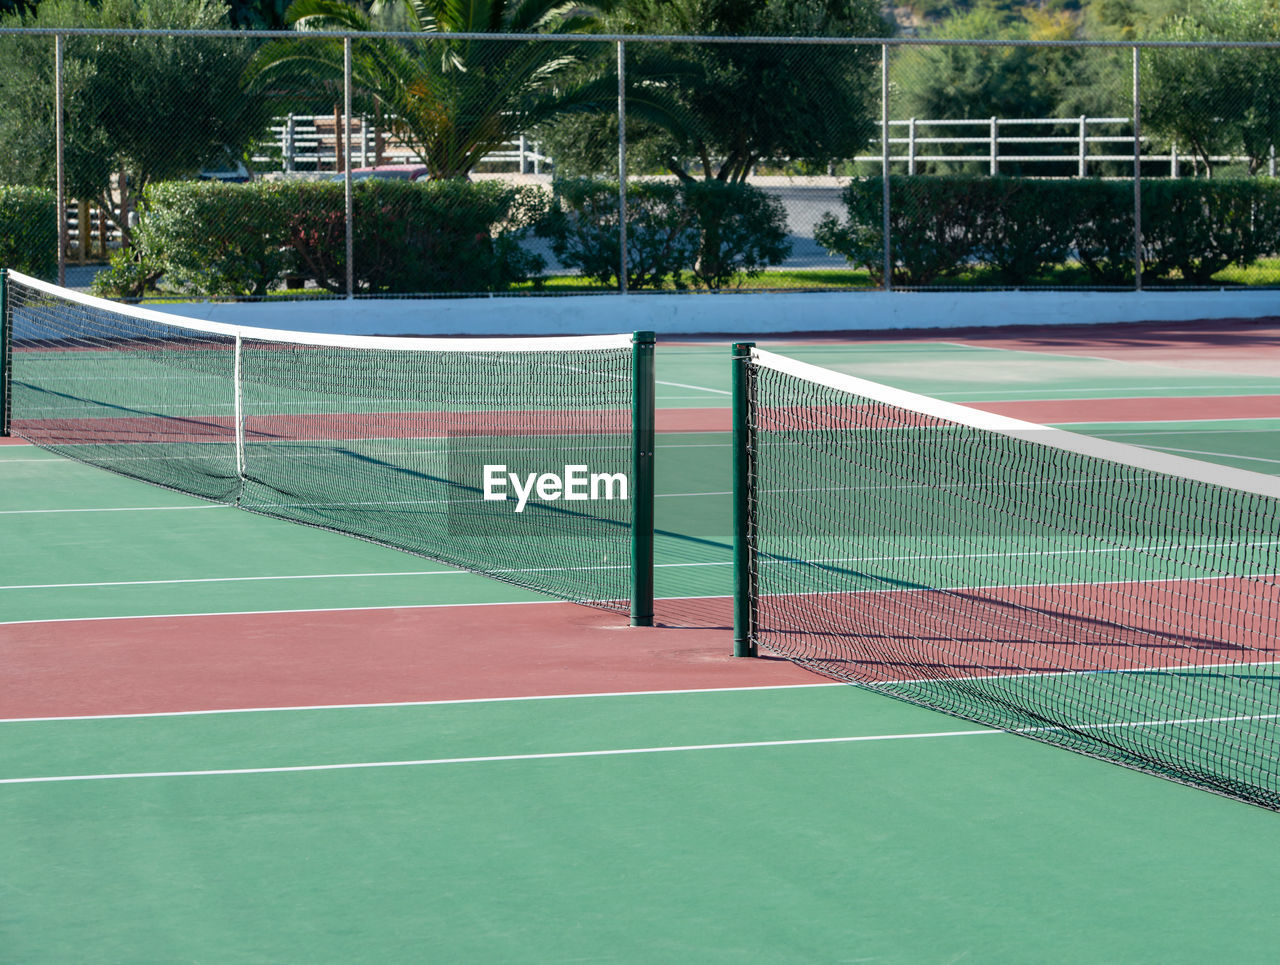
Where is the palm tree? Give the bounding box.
[245,0,613,180]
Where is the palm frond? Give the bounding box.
[284,0,373,31]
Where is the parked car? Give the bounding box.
[330,165,430,182]
[198,145,252,183]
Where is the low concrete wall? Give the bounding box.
[159,288,1280,337]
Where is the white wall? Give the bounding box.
[159,288,1280,338]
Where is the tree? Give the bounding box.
[543,0,891,184]
[891,4,1127,174]
[227,0,291,28]
[1141,0,1280,176]
[244,0,614,180]
[0,0,272,244]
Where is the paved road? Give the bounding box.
[759,184,847,270]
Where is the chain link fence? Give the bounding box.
[1,28,1278,297]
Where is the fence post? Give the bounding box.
[989,116,998,176]
[1078,115,1087,178]
[907,117,917,176]
[55,34,66,287]
[1171,143,1179,179]
[284,114,295,173]
[881,43,892,293]
[617,39,628,295]
[333,104,342,173]
[77,200,89,264]
[1132,45,1143,291]
[1271,145,1277,178]
[343,37,354,298]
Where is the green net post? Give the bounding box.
[630,331,656,626]
[732,341,757,657]
[1,269,10,437]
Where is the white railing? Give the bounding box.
[252,113,1276,179]
[848,115,1278,177]
[251,114,552,175]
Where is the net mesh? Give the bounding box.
[743,348,1280,809]
[4,274,634,611]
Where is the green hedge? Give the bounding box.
[94,179,546,298]
[535,177,791,290]
[0,185,58,281]
[815,176,1280,286]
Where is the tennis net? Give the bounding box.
[1,269,653,617]
[732,344,1280,809]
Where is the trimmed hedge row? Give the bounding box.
[93,176,792,297]
[0,185,58,281]
[815,177,1280,286]
[535,178,791,290]
[94,179,546,298]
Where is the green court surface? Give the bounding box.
[7,687,1280,964]
[4,336,1280,963]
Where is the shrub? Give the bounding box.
[288,179,546,295]
[536,178,698,291]
[536,177,792,290]
[681,180,791,290]
[1070,181,1135,286]
[815,177,986,285]
[1141,179,1271,284]
[93,178,546,298]
[816,175,1280,287]
[0,185,57,280]
[971,179,1075,283]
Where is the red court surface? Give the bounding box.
[759,577,1279,681]
[2,598,815,719]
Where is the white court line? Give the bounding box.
[8,709,1280,785]
[0,570,464,591]
[1127,445,1280,467]
[0,598,566,627]
[0,589,735,627]
[0,729,1003,785]
[1,559,727,592]
[1060,419,1280,429]
[944,387,1280,401]
[0,682,845,724]
[657,380,731,396]
[0,505,226,515]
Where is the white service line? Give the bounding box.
[2,559,729,592]
[1,682,845,723]
[657,380,731,396]
[7,709,1276,785]
[0,728,1002,785]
